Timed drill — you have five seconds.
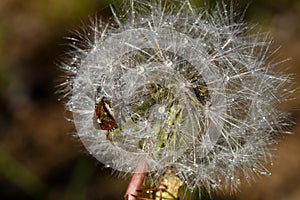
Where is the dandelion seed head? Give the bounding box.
[60,0,294,194]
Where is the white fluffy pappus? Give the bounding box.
[60,0,294,194]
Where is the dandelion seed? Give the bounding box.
[59,0,294,197]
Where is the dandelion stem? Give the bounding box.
[124,159,148,200]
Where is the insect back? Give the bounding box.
[94,96,120,142]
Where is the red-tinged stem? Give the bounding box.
[124,159,148,200]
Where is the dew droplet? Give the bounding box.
[261,171,271,176]
[139,66,144,73]
[164,60,173,67]
[179,82,185,88]
[158,106,165,114]
[183,38,189,44]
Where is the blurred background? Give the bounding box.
[0,0,299,199]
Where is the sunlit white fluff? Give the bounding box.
[60,0,293,194]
